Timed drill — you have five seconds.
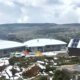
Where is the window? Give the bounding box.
[37,47,43,52]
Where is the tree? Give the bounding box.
[53,70,71,80]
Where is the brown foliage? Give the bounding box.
[22,65,40,78]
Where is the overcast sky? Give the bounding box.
[0,0,80,24]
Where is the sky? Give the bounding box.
[0,0,80,24]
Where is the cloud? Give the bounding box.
[18,15,29,23]
[0,0,80,24]
[0,0,15,7]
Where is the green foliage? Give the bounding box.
[37,76,47,80]
[9,57,17,65]
[70,57,80,64]
[33,76,47,80]
[9,57,28,68]
[53,70,70,80]
[45,65,56,73]
[1,23,80,42]
[0,76,6,80]
[56,57,80,65]
[17,78,23,80]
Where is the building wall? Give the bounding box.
[0,46,25,57]
[0,50,9,57]
[28,44,66,53]
[44,45,66,52]
[68,48,80,56]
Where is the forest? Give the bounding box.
[0,23,80,43]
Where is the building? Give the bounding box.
[24,38,67,56]
[0,40,25,57]
[68,38,80,56]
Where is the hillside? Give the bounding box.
[0,23,80,43]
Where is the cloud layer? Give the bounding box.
[0,0,80,24]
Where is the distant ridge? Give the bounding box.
[0,23,80,27]
[0,23,79,42]
[61,23,80,26]
[0,23,57,27]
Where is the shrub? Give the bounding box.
[53,70,71,80]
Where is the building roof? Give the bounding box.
[0,40,24,50]
[68,38,80,48]
[24,38,67,47]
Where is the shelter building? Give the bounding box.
[24,38,67,56]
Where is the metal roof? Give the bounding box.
[0,40,24,50]
[24,38,67,47]
[68,38,80,48]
